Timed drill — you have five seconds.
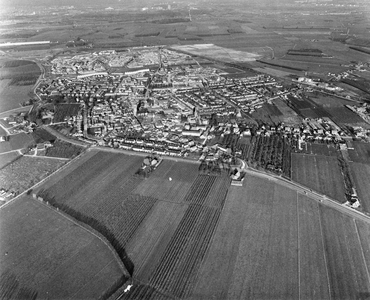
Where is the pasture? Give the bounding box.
[297,143,337,157]
[193,175,370,299]
[326,106,365,126]
[348,142,370,163]
[349,162,370,213]
[0,132,35,154]
[291,153,346,202]
[0,59,40,112]
[0,151,20,170]
[27,149,370,299]
[0,196,125,299]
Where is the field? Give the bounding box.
[34,149,233,298]
[310,94,358,108]
[44,139,84,158]
[319,206,370,299]
[20,149,370,299]
[0,196,125,299]
[348,142,370,163]
[349,162,370,213]
[0,59,40,112]
[326,106,366,126]
[171,44,261,63]
[0,132,35,154]
[297,143,337,157]
[291,153,346,202]
[0,151,20,169]
[274,99,302,125]
[0,155,65,194]
[192,174,370,299]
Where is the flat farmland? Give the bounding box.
[298,143,337,157]
[291,153,346,202]
[0,60,41,112]
[309,93,357,108]
[320,205,370,299]
[326,106,365,125]
[0,132,35,154]
[193,176,301,300]
[36,149,234,299]
[0,151,20,169]
[36,150,154,251]
[18,149,370,299]
[297,195,331,300]
[0,196,124,299]
[133,160,199,203]
[349,162,370,213]
[192,174,370,300]
[348,142,370,163]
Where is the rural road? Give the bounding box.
[243,165,370,224]
[42,125,91,147]
[0,105,33,119]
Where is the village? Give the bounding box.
[3,46,370,164]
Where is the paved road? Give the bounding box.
[243,166,370,224]
[42,126,91,147]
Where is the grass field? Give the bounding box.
[0,60,40,113]
[326,106,365,125]
[25,149,370,299]
[0,132,33,154]
[349,162,370,213]
[0,151,20,170]
[348,142,370,163]
[309,93,358,108]
[0,196,124,299]
[192,175,370,300]
[35,149,234,298]
[297,143,337,156]
[291,153,346,202]
[320,205,370,299]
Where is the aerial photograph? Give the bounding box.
[1,0,370,299]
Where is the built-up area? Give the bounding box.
[29,47,370,162]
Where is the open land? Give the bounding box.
[3,0,370,298]
[326,107,366,126]
[349,162,370,213]
[0,196,124,299]
[0,151,20,169]
[297,143,337,157]
[26,150,370,299]
[193,174,370,300]
[348,142,370,163]
[0,59,40,112]
[0,132,34,154]
[291,153,346,202]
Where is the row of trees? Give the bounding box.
[336,152,355,202]
[37,189,134,276]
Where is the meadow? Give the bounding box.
[0,196,125,299]
[0,59,40,113]
[192,174,370,299]
[25,149,370,299]
[291,153,346,202]
[349,162,370,213]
